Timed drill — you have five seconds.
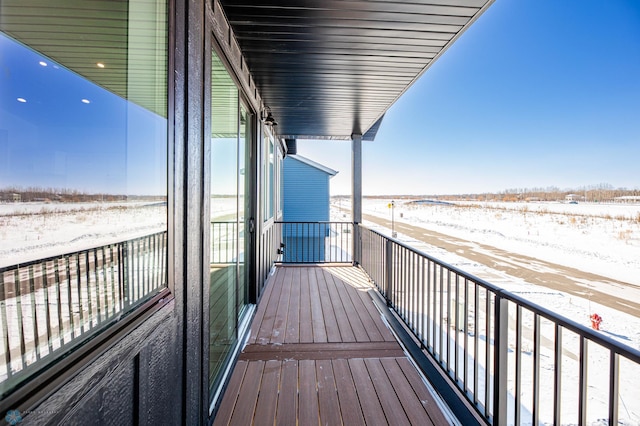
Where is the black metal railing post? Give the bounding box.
[493,291,508,426]
[384,238,393,305]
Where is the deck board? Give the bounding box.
[299,359,320,426]
[275,359,298,425]
[284,267,301,343]
[253,360,280,426]
[298,268,314,343]
[332,358,366,426]
[213,266,451,426]
[308,268,327,343]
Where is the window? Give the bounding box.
[263,129,275,221]
[0,0,168,397]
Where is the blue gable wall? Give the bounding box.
[283,156,332,222]
[283,156,335,262]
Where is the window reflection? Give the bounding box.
[209,51,252,398]
[0,0,168,396]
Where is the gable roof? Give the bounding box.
[287,155,338,177]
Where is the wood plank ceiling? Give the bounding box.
[221,0,494,141]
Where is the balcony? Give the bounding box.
[217,222,640,425]
[213,264,454,425]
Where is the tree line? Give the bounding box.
[0,187,166,203]
[440,184,640,202]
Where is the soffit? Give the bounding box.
[0,0,167,117]
[220,0,494,141]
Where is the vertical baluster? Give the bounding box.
[439,264,444,363]
[454,274,459,383]
[473,282,479,406]
[410,250,414,327]
[53,258,64,346]
[42,261,54,355]
[28,264,40,361]
[162,231,168,286]
[419,256,425,345]
[142,236,148,296]
[120,242,128,311]
[13,268,26,370]
[151,234,156,291]
[433,260,438,354]
[0,272,13,378]
[109,245,118,315]
[400,247,405,320]
[158,232,163,289]
[152,233,158,290]
[578,336,588,426]
[85,251,93,329]
[515,305,522,426]
[609,351,619,425]
[532,313,541,425]
[554,323,563,425]
[403,248,408,323]
[426,260,432,351]
[484,289,491,417]
[463,277,469,392]
[67,255,75,337]
[146,234,152,293]
[95,249,102,324]
[74,253,84,334]
[135,238,141,302]
[446,269,451,372]
[411,253,420,336]
[493,292,508,426]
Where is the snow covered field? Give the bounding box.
[0,201,166,268]
[363,199,640,286]
[353,198,640,345]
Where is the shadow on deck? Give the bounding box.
[213,265,453,425]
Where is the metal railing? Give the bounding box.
[211,221,238,264]
[276,221,353,264]
[359,225,640,425]
[0,231,167,397]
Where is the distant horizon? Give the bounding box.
[329,184,640,199]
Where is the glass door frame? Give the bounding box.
[206,39,258,413]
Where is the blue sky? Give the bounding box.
[298,0,640,195]
[0,33,167,196]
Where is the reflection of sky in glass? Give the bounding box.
[0,33,167,195]
[211,138,238,195]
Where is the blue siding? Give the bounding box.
[283,156,333,262]
[283,157,331,222]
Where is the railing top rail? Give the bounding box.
[359,224,640,363]
[0,230,167,273]
[276,221,353,224]
[361,224,502,289]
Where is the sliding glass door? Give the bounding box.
[208,50,252,395]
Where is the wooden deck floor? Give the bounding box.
[213,266,452,426]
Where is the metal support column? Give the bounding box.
[351,133,362,264]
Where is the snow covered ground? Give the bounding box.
[340,198,640,425]
[351,198,640,346]
[0,201,166,268]
[363,199,640,286]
